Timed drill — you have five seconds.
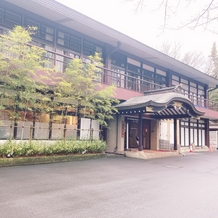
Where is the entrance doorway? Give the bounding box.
[125,119,150,150]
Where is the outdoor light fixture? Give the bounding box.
[146,106,154,112]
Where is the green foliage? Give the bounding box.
[208,42,218,103]
[209,42,218,79]
[55,52,119,127]
[0,140,106,158]
[0,26,118,134]
[0,26,51,121]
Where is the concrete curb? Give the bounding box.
[0,153,107,167]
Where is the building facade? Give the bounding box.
[1,0,218,151]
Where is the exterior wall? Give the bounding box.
[210,131,218,148]
[106,115,125,152]
[159,120,180,150]
[150,120,160,150]
[106,118,117,152]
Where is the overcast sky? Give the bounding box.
[56,0,218,57]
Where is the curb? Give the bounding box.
[0,153,107,167]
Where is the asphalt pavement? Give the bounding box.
[1,151,218,218]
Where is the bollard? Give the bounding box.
[189,143,193,152]
[209,145,213,152]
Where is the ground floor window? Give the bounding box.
[180,119,205,147]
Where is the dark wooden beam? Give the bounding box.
[174,118,177,150]
[150,114,191,119]
[138,112,143,151]
[205,119,210,147]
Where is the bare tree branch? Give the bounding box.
[125,0,218,32]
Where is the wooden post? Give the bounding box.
[30,125,33,143]
[138,112,143,151]
[174,118,177,150]
[49,112,53,140]
[63,126,66,142]
[205,119,210,147]
[10,124,13,140]
[91,128,94,141]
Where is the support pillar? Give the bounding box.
[205,119,210,147]
[138,112,143,151]
[174,118,177,150]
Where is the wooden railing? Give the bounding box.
[45,50,218,112]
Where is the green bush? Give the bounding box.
[0,139,106,158]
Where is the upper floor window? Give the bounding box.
[57,31,81,53]
[156,69,166,87]
[172,75,179,86]
[0,8,22,28]
[111,52,126,68]
[25,18,54,42]
[0,8,4,24]
[83,41,103,57]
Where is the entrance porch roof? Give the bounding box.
[116,86,205,119]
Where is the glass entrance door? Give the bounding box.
[126,119,150,150]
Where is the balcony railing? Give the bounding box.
[1,38,218,112]
[43,50,218,112]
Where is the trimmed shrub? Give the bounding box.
[0,139,106,158]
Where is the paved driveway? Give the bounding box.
[1,152,218,218]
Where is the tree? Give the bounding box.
[54,53,118,133]
[159,41,182,60]
[0,26,50,139]
[159,41,209,72]
[181,51,206,70]
[126,0,218,32]
[208,42,218,102]
[208,42,218,79]
[0,26,118,140]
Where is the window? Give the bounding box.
[83,41,93,56]
[198,85,205,107]
[25,19,40,31]
[0,8,3,24]
[82,41,103,57]
[25,18,54,42]
[0,9,22,28]
[142,65,154,91]
[111,66,125,88]
[40,25,54,42]
[142,69,154,91]
[111,52,126,68]
[172,75,179,86]
[127,64,141,91]
[155,73,166,88]
[57,31,81,53]
[190,82,197,105]
[4,10,21,27]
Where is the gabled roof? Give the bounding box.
[3,0,218,87]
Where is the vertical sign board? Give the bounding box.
[121,121,125,138]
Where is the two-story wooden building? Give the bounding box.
[1,0,218,152]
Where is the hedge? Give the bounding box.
[0,140,107,158]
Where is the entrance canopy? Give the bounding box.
[116,86,204,119]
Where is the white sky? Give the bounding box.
[56,0,218,58]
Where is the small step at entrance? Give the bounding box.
[124,149,181,160]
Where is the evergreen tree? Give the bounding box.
[209,42,218,79]
[0,26,51,138]
[55,53,118,131]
